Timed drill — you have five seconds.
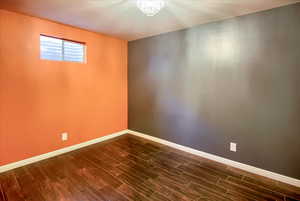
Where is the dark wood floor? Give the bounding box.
[1,134,300,201]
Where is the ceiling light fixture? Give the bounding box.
[136,0,165,16]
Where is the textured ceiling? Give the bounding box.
[1,0,299,41]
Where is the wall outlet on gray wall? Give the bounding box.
[230,142,237,152]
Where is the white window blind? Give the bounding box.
[40,35,85,63]
[63,40,85,62]
[40,35,63,61]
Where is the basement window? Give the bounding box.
[40,35,86,63]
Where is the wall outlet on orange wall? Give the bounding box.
[62,132,68,141]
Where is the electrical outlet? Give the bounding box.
[230,142,237,152]
[62,132,68,141]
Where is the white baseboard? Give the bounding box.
[127,129,300,188]
[0,130,128,173]
[2,129,299,188]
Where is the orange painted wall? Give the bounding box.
[0,9,128,165]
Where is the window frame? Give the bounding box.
[40,34,87,64]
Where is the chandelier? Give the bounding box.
[136,0,165,16]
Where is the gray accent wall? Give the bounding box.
[128,3,300,179]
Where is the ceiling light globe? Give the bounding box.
[136,0,165,16]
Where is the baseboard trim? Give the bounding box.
[0,130,128,173]
[2,129,299,187]
[127,129,300,188]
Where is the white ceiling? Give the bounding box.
[1,0,299,41]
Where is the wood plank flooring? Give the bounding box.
[1,134,300,201]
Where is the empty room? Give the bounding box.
[0,0,300,200]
